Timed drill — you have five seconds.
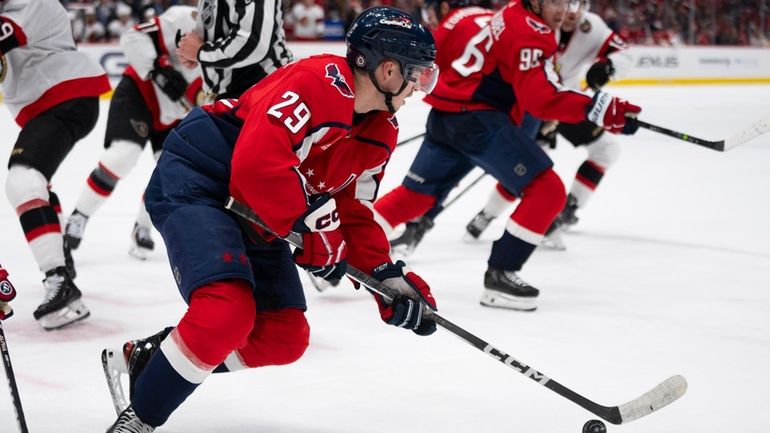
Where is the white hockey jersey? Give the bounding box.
[0,0,110,126]
[556,11,633,91]
[121,6,202,129]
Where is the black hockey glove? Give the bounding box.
[150,57,188,101]
[585,59,615,91]
[535,121,559,149]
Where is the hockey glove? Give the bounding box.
[585,59,615,91]
[371,261,437,336]
[586,91,641,135]
[0,265,17,320]
[150,56,188,101]
[293,194,348,282]
[536,121,559,149]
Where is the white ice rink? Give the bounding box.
[1,84,769,433]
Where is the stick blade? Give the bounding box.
[724,114,770,151]
[618,375,688,424]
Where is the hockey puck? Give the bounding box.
[582,419,607,433]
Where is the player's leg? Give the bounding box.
[374,110,474,254]
[4,97,98,329]
[464,113,542,239]
[560,122,620,228]
[104,107,262,430]
[65,77,151,251]
[129,130,169,260]
[455,113,565,311]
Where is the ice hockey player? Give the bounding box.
[103,7,439,431]
[176,0,293,99]
[372,0,641,311]
[1,0,111,329]
[464,0,633,248]
[64,6,202,262]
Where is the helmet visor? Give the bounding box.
[404,63,440,94]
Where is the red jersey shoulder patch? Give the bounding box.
[525,17,551,35]
[325,63,354,98]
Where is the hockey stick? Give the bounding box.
[0,321,29,433]
[397,132,426,147]
[638,114,770,152]
[224,197,687,425]
[440,171,487,210]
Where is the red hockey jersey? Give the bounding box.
[210,54,397,274]
[426,2,595,126]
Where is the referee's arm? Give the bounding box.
[197,0,278,69]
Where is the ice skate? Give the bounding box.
[63,210,89,250]
[105,406,155,433]
[557,193,580,231]
[389,216,434,258]
[541,228,567,251]
[307,271,340,292]
[128,223,155,260]
[464,210,494,240]
[34,267,90,330]
[480,267,539,311]
[63,239,77,280]
[102,327,173,415]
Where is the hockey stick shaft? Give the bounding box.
[637,120,725,151]
[0,321,29,433]
[440,171,487,210]
[223,197,686,424]
[397,132,426,147]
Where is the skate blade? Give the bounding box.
[101,348,130,416]
[479,290,537,312]
[38,299,91,330]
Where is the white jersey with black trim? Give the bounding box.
[556,11,632,91]
[195,0,292,98]
[0,0,110,125]
[121,6,201,125]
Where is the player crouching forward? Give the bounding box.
[103,7,439,432]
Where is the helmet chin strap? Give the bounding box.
[368,70,409,114]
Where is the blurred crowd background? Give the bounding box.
[60,0,769,46]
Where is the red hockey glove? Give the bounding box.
[0,266,17,320]
[371,261,437,336]
[586,91,641,135]
[293,194,347,282]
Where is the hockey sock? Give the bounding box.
[488,169,565,270]
[570,160,605,207]
[5,166,64,273]
[75,140,142,216]
[132,280,255,426]
[374,185,436,230]
[482,183,518,218]
[48,190,64,231]
[222,308,309,370]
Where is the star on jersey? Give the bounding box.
[305,168,315,177]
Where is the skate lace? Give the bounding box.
[42,274,64,303]
[65,213,88,238]
[113,408,154,433]
[503,271,528,288]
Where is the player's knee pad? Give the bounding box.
[176,279,257,366]
[5,165,49,210]
[585,137,620,168]
[99,139,143,179]
[237,308,310,368]
[515,169,566,232]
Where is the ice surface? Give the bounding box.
[1,85,769,432]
